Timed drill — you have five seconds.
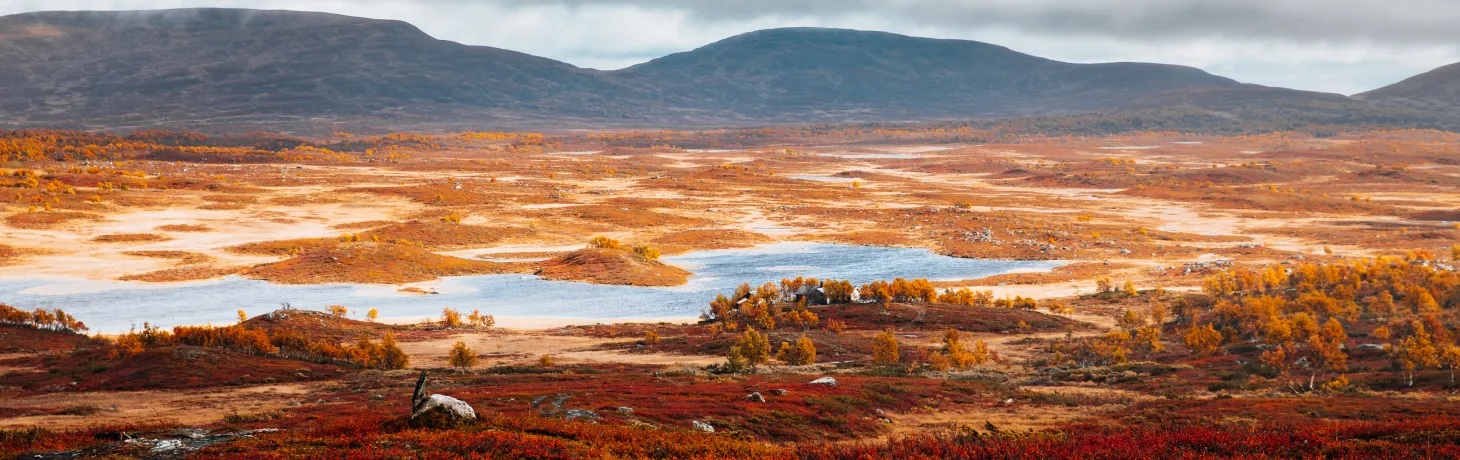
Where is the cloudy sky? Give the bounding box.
[5,0,1458,95]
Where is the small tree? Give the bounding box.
[327,305,349,317]
[237,310,247,324]
[1122,280,1138,297]
[776,335,816,365]
[448,340,476,371]
[1440,344,1460,384]
[644,330,661,346]
[588,236,621,249]
[379,333,410,370]
[632,244,661,261]
[872,328,900,364]
[467,309,492,328]
[367,308,379,322]
[1182,323,1223,356]
[538,354,554,367]
[441,308,462,328]
[734,328,772,368]
[1115,309,1146,331]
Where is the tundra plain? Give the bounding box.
[3,127,1460,458]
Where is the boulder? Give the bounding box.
[413,394,476,420]
[809,377,837,386]
[746,392,766,403]
[771,389,789,396]
[692,420,715,433]
[410,370,476,420]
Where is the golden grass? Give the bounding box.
[118,265,244,282]
[244,242,532,284]
[154,224,212,232]
[92,233,171,243]
[537,248,691,286]
[4,211,103,229]
[121,250,215,265]
[650,229,774,254]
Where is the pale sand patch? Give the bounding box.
[0,191,413,281]
[397,330,719,367]
[377,315,699,331]
[0,383,314,429]
[885,403,1105,434]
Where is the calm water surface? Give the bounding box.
[0,242,1059,332]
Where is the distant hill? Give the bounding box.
[1355,62,1460,111]
[0,9,644,130]
[0,8,1454,133]
[614,28,1240,121]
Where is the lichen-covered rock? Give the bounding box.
[809,377,837,386]
[746,392,766,402]
[412,394,476,420]
[693,420,715,432]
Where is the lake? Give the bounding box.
[0,242,1060,332]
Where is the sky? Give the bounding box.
[4,0,1458,95]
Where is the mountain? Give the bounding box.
[0,8,1450,133]
[0,8,645,130]
[615,27,1240,121]
[1355,62,1460,111]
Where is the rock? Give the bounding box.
[413,394,476,420]
[809,377,837,386]
[564,409,599,421]
[692,421,715,433]
[746,392,766,403]
[1357,344,1386,351]
[151,439,184,453]
[617,406,635,414]
[771,389,789,396]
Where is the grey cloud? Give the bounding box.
[535,0,1460,44]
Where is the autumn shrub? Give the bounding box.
[587,236,621,249]
[776,335,817,365]
[872,329,900,364]
[449,340,477,371]
[441,308,463,328]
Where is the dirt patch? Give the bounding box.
[0,383,315,429]
[651,229,774,254]
[4,211,103,229]
[537,248,691,286]
[91,233,171,243]
[154,224,212,232]
[118,265,245,282]
[121,250,215,265]
[244,242,532,284]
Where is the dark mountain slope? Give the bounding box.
[0,8,645,128]
[0,9,1451,132]
[1355,62,1460,111]
[612,28,1240,120]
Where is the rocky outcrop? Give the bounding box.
[410,370,476,421]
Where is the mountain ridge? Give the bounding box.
[0,8,1453,133]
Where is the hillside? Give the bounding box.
[615,27,1239,120]
[0,8,1454,132]
[0,8,644,131]
[1355,61,1460,111]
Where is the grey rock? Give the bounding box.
[412,394,476,420]
[809,377,837,386]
